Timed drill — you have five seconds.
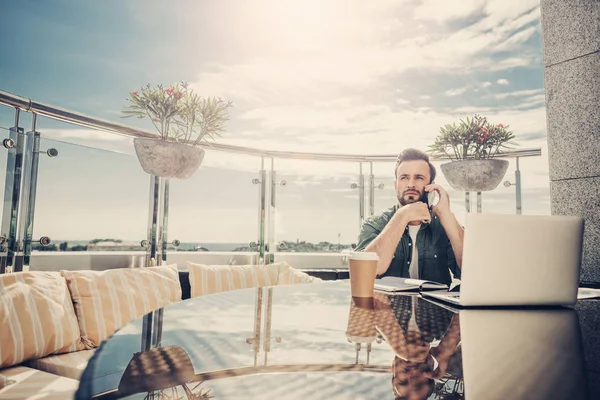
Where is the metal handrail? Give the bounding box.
[0,89,542,162]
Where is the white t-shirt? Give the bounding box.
[408,224,421,279]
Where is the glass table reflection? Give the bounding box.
[76,282,595,400]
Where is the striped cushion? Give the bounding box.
[27,349,95,380]
[0,272,82,369]
[188,262,278,297]
[0,366,78,400]
[277,262,322,285]
[61,265,182,349]
[187,262,321,297]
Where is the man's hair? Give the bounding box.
[394,148,436,183]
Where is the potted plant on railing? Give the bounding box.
[427,114,516,192]
[122,82,233,179]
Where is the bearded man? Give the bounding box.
[355,148,464,284]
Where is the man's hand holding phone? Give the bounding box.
[424,184,450,218]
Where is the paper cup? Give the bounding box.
[348,252,379,298]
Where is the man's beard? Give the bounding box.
[398,189,427,206]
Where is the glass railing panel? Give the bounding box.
[167,151,261,255]
[371,162,397,217]
[0,146,6,224]
[272,159,360,255]
[512,152,551,215]
[32,117,148,253]
[458,155,551,218]
[0,118,9,225]
[0,108,35,245]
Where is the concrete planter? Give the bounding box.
[133,138,205,179]
[440,159,509,192]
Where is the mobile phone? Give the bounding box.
[427,190,439,211]
[423,189,439,224]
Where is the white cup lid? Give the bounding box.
[347,252,379,261]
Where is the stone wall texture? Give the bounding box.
[541,0,600,283]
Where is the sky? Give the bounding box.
[0,0,551,245]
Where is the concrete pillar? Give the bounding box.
[540,0,600,285]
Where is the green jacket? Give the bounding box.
[355,204,460,285]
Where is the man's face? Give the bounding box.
[394,160,431,206]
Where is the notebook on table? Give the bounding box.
[422,213,585,307]
[374,276,449,293]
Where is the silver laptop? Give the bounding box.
[423,213,584,306]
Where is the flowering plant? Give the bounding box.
[122,82,233,146]
[427,114,516,161]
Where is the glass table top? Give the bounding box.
[76,281,599,400]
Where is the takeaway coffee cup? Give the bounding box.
[348,252,379,298]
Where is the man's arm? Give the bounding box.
[363,203,431,276]
[364,211,410,276]
[425,184,464,269]
[438,211,464,269]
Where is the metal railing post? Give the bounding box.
[258,158,268,263]
[515,157,522,214]
[268,158,279,264]
[465,191,471,213]
[145,175,161,267]
[368,162,375,217]
[158,179,170,263]
[17,114,41,271]
[0,109,24,274]
[503,157,523,214]
[141,174,163,352]
[358,163,365,229]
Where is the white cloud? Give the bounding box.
[444,87,469,97]
[414,0,486,22]
[513,94,546,109]
[493,26,538,52]
[482,82,493,87]
[189,1,541,110]
[497,78,510,85]
[489,88,544,100]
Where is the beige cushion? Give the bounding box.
[27,349,95,380]
[0,366,78,400]
[277,262,323,285]
[61,265,182,349]
[0,272,82,369]
[187,261,321,297]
